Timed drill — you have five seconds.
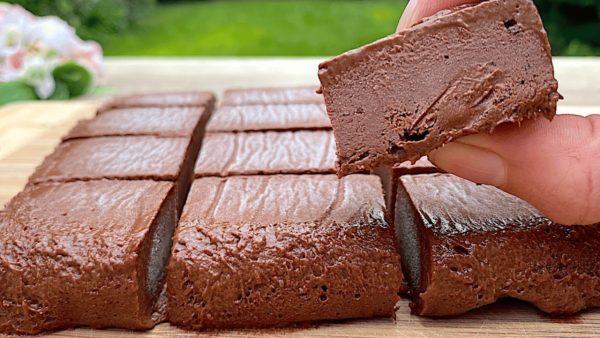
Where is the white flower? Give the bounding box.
[72,39,104,80]
[20,55,60,99]
[0,3,11,17]
[0,4,34,41]
[0,24,22,56]
[0,3,104,99]
[27,16,78,55]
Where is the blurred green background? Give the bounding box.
[6,0,600,56]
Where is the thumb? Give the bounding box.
[397,0,483,32]
[428,115,600,225]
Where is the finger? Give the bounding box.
[397,0,484,32]
[429,115,600,225]
[397,0,420,32]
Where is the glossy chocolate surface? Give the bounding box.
[29,136,188,184]
[206,104,331,132]
[396,174,600,316]
[0,180,176,334]
[98,91,215,114]
[167,174,404,329]
[220,86,323,106]
[194,131,336,177]
[64,107,209,140]
[319,0,560,176]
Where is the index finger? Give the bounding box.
[397,0,484,32]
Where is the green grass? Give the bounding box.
[103,0,408,56]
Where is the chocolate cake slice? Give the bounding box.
[195,131,336,177]
[220,86,323,106]
[0,180,177,334]
[396,174,600,316]
[206,104,331,133]
[63,106,211,141]
[28,136,194,215]
[372,157,440,223]
[318,0,561,176]
[167,174,404,330]
[98,91,215,114]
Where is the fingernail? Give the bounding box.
[429,142,506,187]
[397,0,419,32]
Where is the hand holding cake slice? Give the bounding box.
[318,0,561,176]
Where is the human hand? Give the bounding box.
[397,0,600,226]
[396,0,482,32]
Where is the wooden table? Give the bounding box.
[1,57,599,337]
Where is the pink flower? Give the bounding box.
[0,47,25,82]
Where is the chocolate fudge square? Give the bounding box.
[195,131,336,177]
[167,174,404,330]
[396,174,600,316]
[220,86,324,106]
[98,91,215,114]
[318,0,561,176]
[64,106,211,141]
[0,180,177,334]
[28,136,193,215]
[206,104,331,133]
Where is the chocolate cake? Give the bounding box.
[0,180,177,334]
[167,174,404,329]
[98,91,215,114]
[372,157,440,223]
[206,104,331,132]
[396,174,600,316]
[28,136,194,215]
[220,86,323,106]
[318,0,561,176]
[63,106,210,141]
[194,131,336,177]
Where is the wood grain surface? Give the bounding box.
[0,101,599,338]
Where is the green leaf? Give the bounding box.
[90,84,117,96]
[0,81,40,106]
[47,81,70,100]
[52,62,92,98]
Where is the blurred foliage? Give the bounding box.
[5,0,155,45]
[0,80,38,105]
[6,0,599,56]
[536,0,600,55]
[103,0,408,56]
[0,62,94,105]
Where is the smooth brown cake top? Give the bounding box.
[29,136,189,184]
[318,0,560,175]
[169,174,403,329]
[98,91,215,113]
[194,131,336,177]
[220,86,323,106]
[0,180,173,268]
[206,104,331,132]
[400,174,545,236]
[64,107,208,141]
[180,174,387,227]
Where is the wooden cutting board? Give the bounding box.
[1,101,599,338]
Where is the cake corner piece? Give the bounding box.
[318,0,561,176]
[0,180,177,334]
[395,173,600,316]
